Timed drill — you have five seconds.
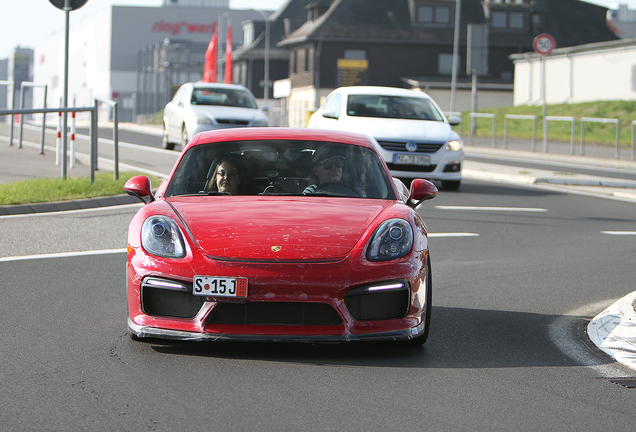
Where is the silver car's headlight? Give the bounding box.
[195,115,214,125]
[253,119,269,127]
[141,216,186,258]
[367,219,413,261]
[446,140,462,152]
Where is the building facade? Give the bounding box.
[275,0,617,126]
[34,4,270,122]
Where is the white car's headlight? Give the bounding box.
[446,140,462,152]
[253,119,269,127]
[367,219,413,261]
[141,215,186,258]
[195,115,213,125]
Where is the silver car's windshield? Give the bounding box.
[347,95,445,121]
[191,88,257,109]
[165,140,395,199]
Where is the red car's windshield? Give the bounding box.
[165,140,395,199]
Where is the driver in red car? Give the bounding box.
[302,147,344,194]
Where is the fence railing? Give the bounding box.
[544,116,575,154]
[0,97,119,182]
[468,114,634,160]
[581,117,620,159]
[504,114,537,151]
[468,113,496,147]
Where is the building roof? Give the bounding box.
[277,0,617,48]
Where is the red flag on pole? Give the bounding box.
[203,22,218,83]
[225,23,233,84]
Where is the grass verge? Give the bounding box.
[0,171,163,206]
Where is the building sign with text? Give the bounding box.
[337,59,368,86]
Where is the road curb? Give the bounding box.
[0,194,139,216]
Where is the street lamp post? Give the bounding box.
[254,9,270,101]
[450,0,461,113]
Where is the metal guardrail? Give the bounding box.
[467,113,636,161]
[0,97,119,182]
[468,113,496,147]
[504,114,537,151]
[94,98,119,180]
[544,116,575,154]
[581,117,620,159]
[18,83,48,154]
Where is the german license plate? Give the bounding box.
[193,276,248,299]
[393,154,431,165]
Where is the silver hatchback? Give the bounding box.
[163,82,269,150]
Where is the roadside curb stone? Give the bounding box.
[0,194,138,216]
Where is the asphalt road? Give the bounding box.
[2,124,636,430]
[1,178,636,431]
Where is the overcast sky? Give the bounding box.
[0,0,632,60]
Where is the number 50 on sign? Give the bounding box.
[533,34,556,56]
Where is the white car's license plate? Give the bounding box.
[193,276,248,299]
[393,154,431,165]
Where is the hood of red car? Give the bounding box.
[167,196,389,261]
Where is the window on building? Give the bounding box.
[415,3,453,27]
[344,50,366,60]
[438,53,457,76]
[491,10,526,30]
[289,51,296,76]
[296,49,307,74]
[243,24,254,45]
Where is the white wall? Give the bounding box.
[513,39,636,106]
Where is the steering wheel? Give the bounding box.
[313,181,360,197]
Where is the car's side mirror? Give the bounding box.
[124,175,155,204]
[407,179,437,208]
[322,110,339,119]
[447,116,462,126]
[261,106,269,112]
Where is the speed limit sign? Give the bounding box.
[533,33,556,56]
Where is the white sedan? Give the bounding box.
[307,86,463,190]
[163,82,269,150]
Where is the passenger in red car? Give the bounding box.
[207,160,241,194]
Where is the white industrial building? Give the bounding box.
[33,1,269,122]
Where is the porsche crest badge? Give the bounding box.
[271,246,282,252]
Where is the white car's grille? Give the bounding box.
[377,140,444,153]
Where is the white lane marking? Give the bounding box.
[0,248,126,262]
[601,231,636,235]
[428,233,480,238]
[435,205,548,212]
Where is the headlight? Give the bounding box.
[195,115,213,125]
[446,140,462,152]
[141,215,186,258]
[253,119,269,127]
[367,219,413,261]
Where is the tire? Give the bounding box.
[441,179,461,191]
[162,123,175,151]
[180,126,189,148]
[401,254,432,346]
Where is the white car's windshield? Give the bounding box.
[347,95,444,121]
[165,140,395,199]
[191,88,257,109]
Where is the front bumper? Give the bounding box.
[128,317,426,343]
